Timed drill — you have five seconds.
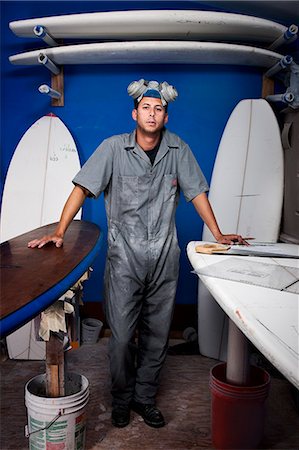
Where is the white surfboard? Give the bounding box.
[187,241,299,388]
[9,10,289,45]
[9,41,284,68]
[1,114,81,359]
[198,99,284,360]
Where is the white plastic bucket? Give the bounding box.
[81,318,103,343]
[25,372,89,450]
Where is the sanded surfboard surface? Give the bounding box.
[9,41,284,68]
[1,114,81,242]
[203,99,284,242]
[1,114,81,359]
[9,10,287,45]
[0,221,102,339]
[187,241,299,389]
[198,99,284,360]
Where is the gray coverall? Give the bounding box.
[73,128,209,406]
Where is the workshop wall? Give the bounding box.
[1,1,265,305]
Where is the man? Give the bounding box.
[28,79,247,428]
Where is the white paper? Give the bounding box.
[196,258,299,293]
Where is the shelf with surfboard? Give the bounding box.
[7,9,299,107]
[8,10,298,48]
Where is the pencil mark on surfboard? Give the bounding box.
[234,194,260,197]
[60,144,77,153]
[177,20,200,24]
[50,153,58,162]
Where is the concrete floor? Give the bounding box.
[1,337,298,449]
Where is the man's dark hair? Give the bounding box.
[134,99,168,113]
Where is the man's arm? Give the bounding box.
[192,192,248,245]
[28,185,89,248]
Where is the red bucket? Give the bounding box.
[210,362,270,449]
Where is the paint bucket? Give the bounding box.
[81,318,103,343]
[25,372,89,450]
[210,362,270,449]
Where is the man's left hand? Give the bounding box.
[216,234,251,246]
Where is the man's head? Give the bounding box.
[128,79,178,136]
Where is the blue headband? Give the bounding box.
[142,89,162,100]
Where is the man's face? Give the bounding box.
[132,96,168,134]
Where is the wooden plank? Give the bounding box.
[262,75,275,98]
[46,332,65,397]
[51,66,64,107]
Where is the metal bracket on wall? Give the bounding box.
[268,24,298,51]
[38,53,60,74]
[264,55,293,78]
[34,30,64,106]
[33,25,58,47]
[262,55,292,99]
[38,84,61,99]
[37,53,64,106]
[267,62,299,110]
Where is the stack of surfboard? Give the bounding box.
[8,10,297,68]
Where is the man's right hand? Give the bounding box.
[28,235,64,249]
[27,186,88,249]
[27,186,89,249]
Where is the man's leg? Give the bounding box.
[104,253,146,427]
[134,276,178,405]
[131,238,180,427]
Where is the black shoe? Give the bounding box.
[111,404,130,428]
[131,400,165,428]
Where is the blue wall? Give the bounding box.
[1,1,267,305]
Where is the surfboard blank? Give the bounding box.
[9,10,287,45]
[1,114,81,243]
[203,99,284,242]
[9,41,284,68]
[198,99,284,361]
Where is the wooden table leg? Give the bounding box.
[226,319,250,385]
[46,332,65,397]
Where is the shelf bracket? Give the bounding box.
[34,25,59,47]
[38,84,61,99]
[266,92,295,104]
[268,24,298,51]
[266,62,299,109]
[264,55,293,79]
[38,53,60,75]
[262,55,293,102]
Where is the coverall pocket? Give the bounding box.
[164,174,178,202]
[108,224,122,248]
[117,175,138,205]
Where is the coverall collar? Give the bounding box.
[124,129,179,167]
